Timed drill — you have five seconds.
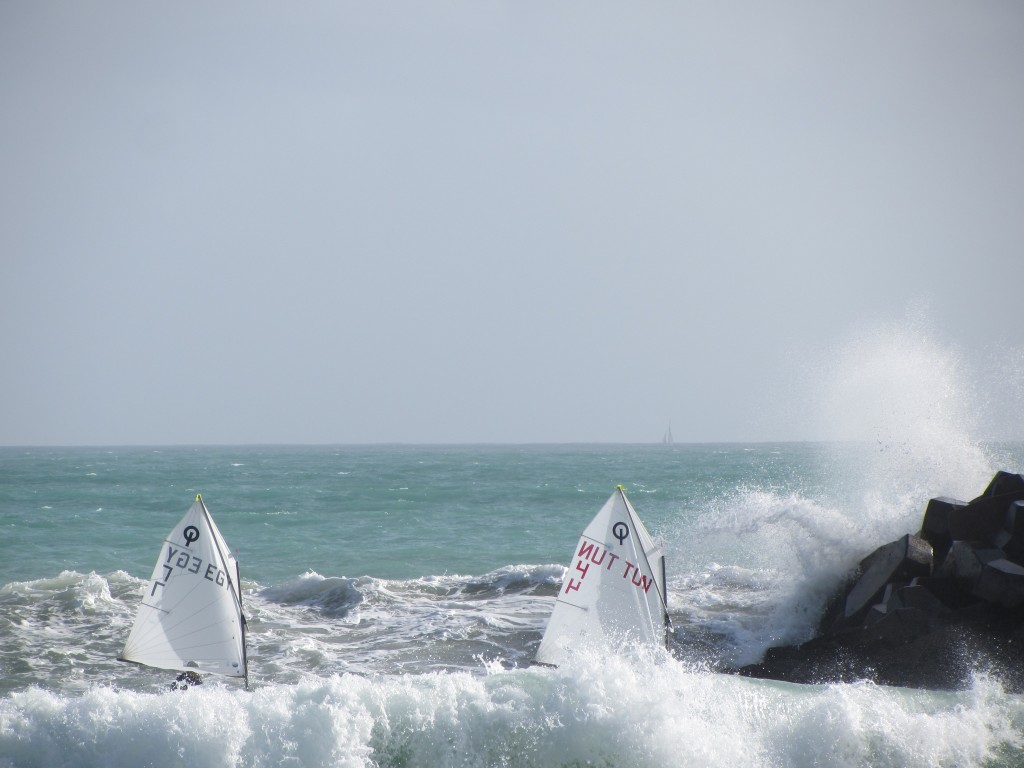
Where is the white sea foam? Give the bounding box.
[1,656,1020,768]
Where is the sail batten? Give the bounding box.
[120,495,248,685]
[536,486,670,666]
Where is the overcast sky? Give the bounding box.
[2,2,1022,446]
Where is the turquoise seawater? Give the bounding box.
[0,443,837,585]
[2,442,1023,767]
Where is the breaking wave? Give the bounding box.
[2,656,1021,768]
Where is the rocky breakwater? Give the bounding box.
[736,471,1024,691]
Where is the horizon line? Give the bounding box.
[2,438,1022,450]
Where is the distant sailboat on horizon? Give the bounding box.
[662,422,674,445]
[119,494,249,689]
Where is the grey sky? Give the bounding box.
[2,2,1023,445]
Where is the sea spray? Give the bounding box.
[673,487,866,666]
[810,316,997,526]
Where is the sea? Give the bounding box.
[2,441,1023,767]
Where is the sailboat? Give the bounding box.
[662,422,674,445]
[535,486,671,666]
[119,494,249,688]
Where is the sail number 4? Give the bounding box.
[564,539,655,595]
[150,544,230,596]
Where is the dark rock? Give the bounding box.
[979,471,1024,499]
[994,500,1024,560]
[934,541,1003,586]
[862,606,933,646]
[832,534,932,631]
[974,558,1024,608]
[919,496,963,566]
[884,581,950,615]
[736,616,1024,691]
[911,575,979,610]
[949,492,1020,544]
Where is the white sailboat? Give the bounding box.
[119,494,249,688]
[536,486,670,666]
[662,422,674,445]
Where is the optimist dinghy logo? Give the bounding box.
[612,522,630,544]
[182,526,200,547]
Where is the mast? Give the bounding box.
[237,558,249,690]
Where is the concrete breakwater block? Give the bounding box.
[919,496,963,565]
[979,471,1024,499]
[837,534,933,629]
[950,492,1022,544]
[882,581,949,614]
[948,472,1024,544]
[993,500,1024,560]
[974,558,1024,608]
[935,541,1004,585]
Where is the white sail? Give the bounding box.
[120,495,248,686]
[536,486,670,666]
